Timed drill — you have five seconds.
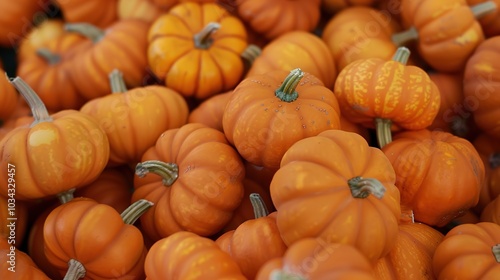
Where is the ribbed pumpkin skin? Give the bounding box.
[467,0,500,37]
[54,0,118,28]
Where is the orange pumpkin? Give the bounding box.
[17,19,68,63]
[0,71,18,122]
[80,70,189,166]
[480,195,500,224]
[0,236,50,279]
[53,0,118,28]
[0,196,28,248]
[467,0,500,37]
[433,222,500,279]
[147,2,248,99]
[322,0,380,14]
[473,133,500,213]
[132,123,245,240]
[223,68,341,169]
[0,0,48,47]
[117,0,168,23]
[382,129,485,227]
[0,77,110,201]
[271,129,401,262]
[188,90,232,132]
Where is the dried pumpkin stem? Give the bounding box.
[36,48,61,64]
[135,160,179,186]
[490,153,500,169]
[63,259,86,280]
[57,189,75,204]
[348,176,386,199]
[392,46,411,65]
[121,199,154,225]
[275,68,304,102]
[391,26,418,46]
[194,22,221,49]
[64,23,104,43]
[250,193,269,219]
[375,118,392,148]
[9,76,53,126]
[471,1,497,19]
[109,69,128,93]
[493,244,500,263]
[241,44,262,69]
[270,270,306,280]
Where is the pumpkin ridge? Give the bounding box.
[206,48,227,90]
[315,191,355,238]
[148,33,192,43]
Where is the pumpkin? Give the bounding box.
[392,0,495,73]
[117,0,167,23]
[0,236,50,279]
[463,36,500,139]
[188,90,232,132]
[80,69,189,166]
[216,193,287,279]
[17,19,67,62]
[467,0,500,37]
[0,70,18,122]
[65,20,150,101]
[473,133,500,213]
[144,231,246,279]
[243,161,278,192]
[0,77,110,201]
[480,195,500,224]
[322,6,402,72]
[321,0,380,14]
[0,0,48,47]
[270,129,401,262]
[44,198,152,279]
[433,222,500,279]
[382,129,485,227]
[53,0,118,28]
[255,238,377,280]
[132,123,245,240]
[223,68,341,169]
[0,97,31,141]
[246,31,337,89]
[0,195,28,248]
[374,222,444,280]
[340,115,372,143]
[334,47,441,148]
[147,2,248,99]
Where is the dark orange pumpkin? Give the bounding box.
[480,195,500,224]
[0,71,18,123]
[0,0,48,47]
[322,0,380,14]
[187,90,232,132]
[467,0,500,37]
[54,0,118,28]
[0,196,28,248]
[0,236,50,279]
[117,0,168,23]
[473,133,500,214]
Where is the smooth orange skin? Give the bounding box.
[53,0,118,28]
[0,0,47,47]
[382,129,485,227]
[256,238,377,280]
[400,0,485,72]
[0,110,110,200]
[480,195,500,224]
[188,90,233,132]
[246,31,337,89]
[145,231,245,279]
[433,222,500,279]
[80,85,189,166]
[43,197,147,279]
[467,0,500,37]
[0,69,18,121]
[374,223,444,280]
[473,133,500,213]
[0,236,51,280]
[148,2,248,99]
[117,0,167,23]
[334,55,441,130]
[132,123,245,241]
[223,69,341,169]
[270,130,401,262]
[463,36,500,139]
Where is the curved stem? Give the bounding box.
[241,44,262,69]
[135,160,179,186]
[392,26,419,46]
[63,259,86,280]
[9,76,53,126]
[471,1,497,19]
[194,22,220,49]
[392,46,411,65]
[490,153,500,169]
[64,23,104,43]
[375,118,393,148]
[109,69,128,93]
[493,244,500,263]
[121,199,154,225]
[57,189,75,204]
[275,68,303,102]
[249,193,269,219]
[270,270,306,280]
[36,48,61,64]
[348,177,386,199]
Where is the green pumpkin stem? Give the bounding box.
[270,270,306,280]
[64,23,104,43]
[135,160,179,186]
[36,48,61,64]
[275,68,304,102]
[375,118,393,148]
[348,177,386,199]
[493,244,500,263]
[392,46,411,65]
[490,153,500,169]
[9,76,53,126]
[241,44,262,70]
[121,199,154,225]
[109,69,128,93]
[391,26,418,46]
[194,22,220,49]
[63,259,86,280]
[471,1,497,19]
[57,189,75,204]
[250,193,269,219]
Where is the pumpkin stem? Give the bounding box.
[63,259,86,280]
[109,69,128,93]
[375,118,392,148]
[348,177,386,199]
[250,193,269,219]
[135,160,179,186]
[9,76,53,126]
[391,26,419,46]
[121,199,154,225]
[392,46,411,65]
[490,153,500,169]
[493,244,500,263]
[194,22,220,49]
[241,44,262,70]
[57,189,75,204]
[270,270,306,280]
[275,68,304,102]
[471,1,497,19]
[36,48,61,64]
[64,23,104,43]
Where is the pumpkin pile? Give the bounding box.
[1,0,500,279]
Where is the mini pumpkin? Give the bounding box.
[473,133,500,213]
[0,0,47,47]
[0,71,18,123]
[0,236,50,279]
[188,90,232,132]
[467,0,500,37]
[53,0,118,28]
